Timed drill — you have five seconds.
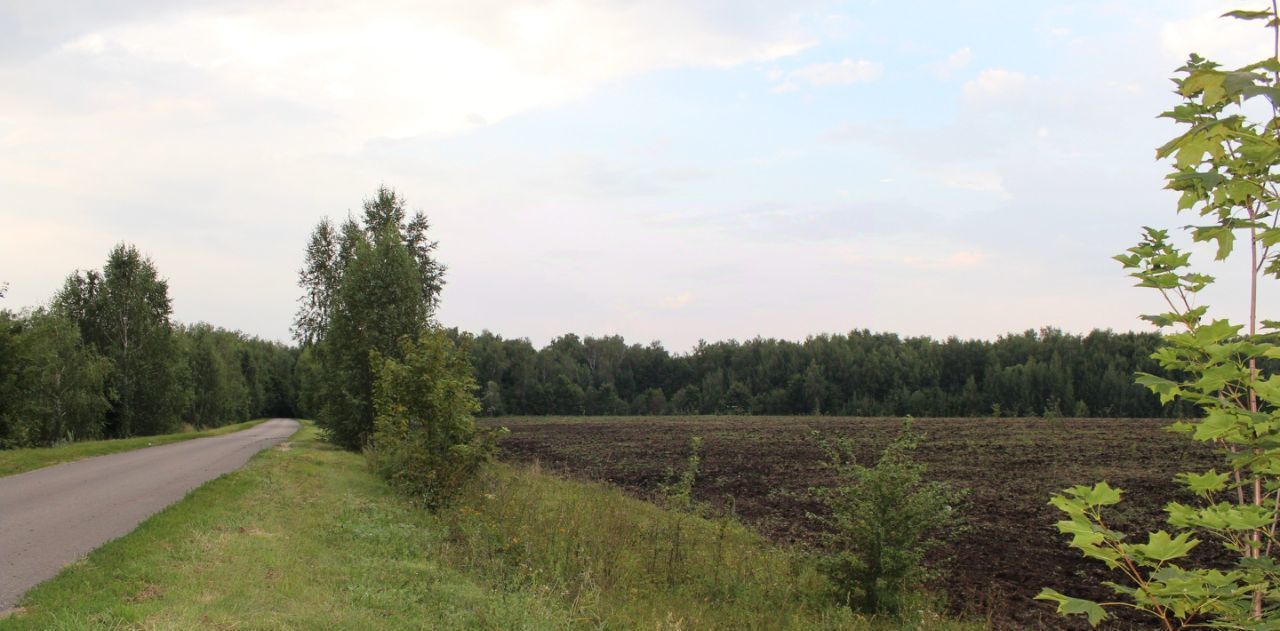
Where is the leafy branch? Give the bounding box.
[1041,4,1280,627]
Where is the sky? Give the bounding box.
[1,0,1276,351]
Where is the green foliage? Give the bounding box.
[1042,7,1280,628]
[0,244,298,449]
[367,329,502,510]
[659,436,704,514]
[293,217,340,346]
[0,246,296,451]
[294,187,444,450]
[439,461,975,630]
[466,328,1180,418]
[810,422,964,615]
[175,324,295,428]
[4,425,976,630]
[180,324,250,428]
[12,310,112,444]
[0,309,21,444]
[319,224,429,449]
[55,244,187,437]
[0,309,111,447]
[650,436,711,586]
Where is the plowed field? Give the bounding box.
[485,416,1221,630]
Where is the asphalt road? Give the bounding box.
[0,418,299,610]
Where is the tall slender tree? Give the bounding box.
[294,218,339,346]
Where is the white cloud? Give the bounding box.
[2,0,1240,350]
[941,168,1009,197]
[662,291,694,309]
[794,58,882,86]
[926,46,972,79]
[0,1,820,342]
[1162,10,1272,66]
[772,57,881,92]
[50,2,815,143]
[816,239,989,273]
[962,68,1029,101]
[901,250,987,271]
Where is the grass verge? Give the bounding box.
[2,423,981,630]
[0,419,271,478]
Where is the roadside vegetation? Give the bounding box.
[0,418,268,479]
[0,245,297,449]
[0,423,977,630]
[288,188,980,625]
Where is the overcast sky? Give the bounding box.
[1,1,1275,350]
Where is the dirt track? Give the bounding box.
[0,419,298,610]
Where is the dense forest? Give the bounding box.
[462,328,1186,418]
[0,245,297,448]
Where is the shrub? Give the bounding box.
[653,436,707,585]
[658,435,704,514]
[810,421,963,615]
[367,329,503,510]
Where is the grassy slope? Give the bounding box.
[2,424,981,630]
[0,419,270,478]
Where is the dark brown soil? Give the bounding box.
[482,415,1221,630]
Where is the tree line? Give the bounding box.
[0,186,1199,454]
[290,188,1188,422]
[462,327,1188,418]
[0,244,297,448]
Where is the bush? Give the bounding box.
[810,421,964,615]
[366,329,503,509]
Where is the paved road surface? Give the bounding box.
[0,418,299,610]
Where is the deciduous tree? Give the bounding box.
[55,244,187,437]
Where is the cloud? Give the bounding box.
[941,168,1009,198]
[1,0,1237,352]
[672,199,938,243]
[962,68,1029,101]
[662,291,694,309]
[772,57,881,92]
[794,58,882,86]
[1162,10,1272,66]
[926,46,972,79]
[0,0,823,342]
[44,1,816,142]
[900,250,987,271]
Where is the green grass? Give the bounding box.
[0,419,271,478]
[439,463,976,630]
[1,423,982,630]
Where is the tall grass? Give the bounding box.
[436,462,974,630]
[2,423,980,630]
